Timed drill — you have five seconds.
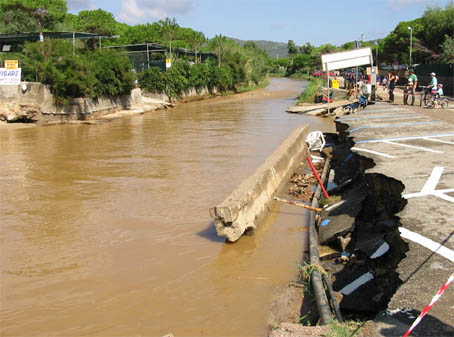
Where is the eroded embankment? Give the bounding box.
[318,121,410,320]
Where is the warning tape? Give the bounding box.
[402,273,453,337]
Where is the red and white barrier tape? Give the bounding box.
[402,273,453,337]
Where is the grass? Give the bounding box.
[299,262,328,297]
[289,72,314,80]
[319,195,343,207]
[325,320,364,337]
[297,78,323,104]
[236,78,270,93]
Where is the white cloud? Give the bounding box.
[68,0,96,11]
[118,0,195,24]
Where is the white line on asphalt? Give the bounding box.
[370,242,391,259]
[424,138,454,145]
[403,167,454,202]
[399,227,454,262]
[340,272,375,295]
[351,147,396,158]
[350,121,442,134]
[356,132,454,144]
[422,166,444,194]
[339,114,422,122]
[384,141,444,154]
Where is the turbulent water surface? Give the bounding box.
[1,78,330,337]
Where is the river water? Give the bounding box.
[0,78,330,337]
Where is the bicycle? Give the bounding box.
[425,95,449,109]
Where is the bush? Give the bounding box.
[19,40,135,104]
[138,67,166,93]
[298,79,323,103]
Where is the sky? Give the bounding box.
[68,0,452,45]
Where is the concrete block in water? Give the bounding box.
[210,125,309,242]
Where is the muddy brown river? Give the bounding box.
[1,78,331,337]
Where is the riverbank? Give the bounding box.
[0,79,274,127]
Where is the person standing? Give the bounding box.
[404,69,418,105]
[388,72,398,103]
[429,72,438,91]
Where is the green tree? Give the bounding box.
[211,34,228,67]
[159,17,179,56]
[73,9,119,36]
[440,35,454,63]
[287,40,298,55]
[183,29,206,63]
[0,0,67,33]
[420,4,454,54]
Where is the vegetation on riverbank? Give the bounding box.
[297,79,322,104]
[0,0,270,102]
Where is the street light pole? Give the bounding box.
[408,26,413,67]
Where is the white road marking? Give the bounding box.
[424,138,454,145]
[370,242,391,259]
[399,227,454,262]
[404,167,454,203]
[340,272,375,295]
[357,132,454,144]
[351,147,396,158]
[339,114,422,122]
[384,141,443,154]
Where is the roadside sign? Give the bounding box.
[322,48,373,71]
[332,79,340,89]
[166,58,172,69]
[4,59,19,69]
[0,68,21,85]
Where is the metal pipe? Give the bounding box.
[308,157,335,325]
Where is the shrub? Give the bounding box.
[298,79,323,104]
[19,40,135,104]
[138,67,166,93]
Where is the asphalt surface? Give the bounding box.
[336,102,454,337]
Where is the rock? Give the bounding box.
[0,103,41,123]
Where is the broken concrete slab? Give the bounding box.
[210,125,310,242]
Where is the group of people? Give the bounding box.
[383,70,444,106]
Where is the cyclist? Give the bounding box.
[422,72,439,107]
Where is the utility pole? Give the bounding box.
[408,27,413,67]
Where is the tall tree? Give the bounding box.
[211,34,228,67]
[440,35,454,63]
[159,17,179,57]
[0,0,67,33]
[287,40,298,55]
[183,29,206,63]
[73,9,119,36]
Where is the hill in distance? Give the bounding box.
[229,37,288,58]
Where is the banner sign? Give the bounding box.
[0,68,21,85]
[4,60,19,69]
[322,48,373,71]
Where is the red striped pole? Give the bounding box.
[402,273,453,337]
[306,156,330,199]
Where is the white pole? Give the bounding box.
[326,64,330,114]
[146,43,150,70]
[409,28,413,67]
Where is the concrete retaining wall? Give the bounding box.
[210,125,310,242]
[0,83,143,122]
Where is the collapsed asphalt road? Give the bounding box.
[327,102,454,336]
